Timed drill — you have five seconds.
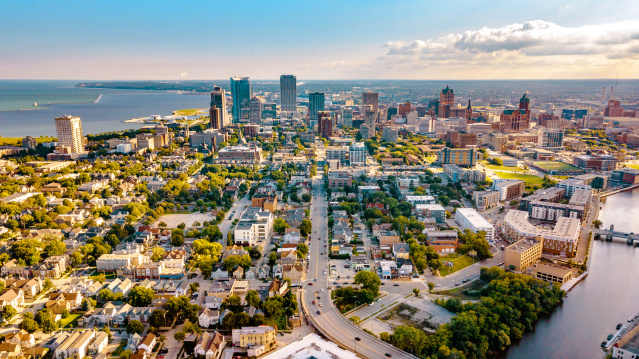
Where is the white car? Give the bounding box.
[320,288,324,292]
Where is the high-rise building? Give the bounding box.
[341,107,353,127]
[382,126,398,143]
[318,111,332,139]
[308,92,325,129]
[349,142,367,166]
[359,124,373,140]
[541,129,564,150]
[210,86,229,127]
[230,77,252,123]
[210,106,222,129]
[362,92,379,113]
[363,104,376,129]
[439,86,454,118]
[280,75,297,113]
[55,115,84,153]
[249,97,264,125]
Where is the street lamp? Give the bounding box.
[354,337,361,354]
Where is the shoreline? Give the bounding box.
[0,97,101,113]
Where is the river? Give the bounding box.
[496,188,639,359]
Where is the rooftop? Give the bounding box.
[456,208,492,228]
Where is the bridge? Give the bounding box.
[594,224,639,246]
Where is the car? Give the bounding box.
[317,310,321,315]
[317,296,320,299]
[385,353,392,357]
[381,282,385,285]
[436,284,441,287]
[331,265,336,268]
[393,284,399,287]
[308,283,313,286]
[312,300,316,304]
[343,282,348,285]
[319,303,323,307]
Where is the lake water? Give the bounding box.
[0,80,208,137]
[498,188,639,359]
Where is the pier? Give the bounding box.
[593,224,639,246]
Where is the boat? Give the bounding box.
[33,102,38,106]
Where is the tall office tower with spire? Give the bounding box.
[55,115,84,153]
[308,92,325,129]
[280,75,297,113]
[438,85,454,118]
[362,92,379,113]
[230,77,252,123]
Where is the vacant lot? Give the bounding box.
[534,161,582,172]
[439,254,475,276]
[376,297,454,334]
[494,171,545,186]
[154,213,215,229]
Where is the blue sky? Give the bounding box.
[2,0,639,79]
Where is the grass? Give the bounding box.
[625,164,639,170]
[89,271,116,280]
[481,161,527,173]
[0,136,56,146]
[111,341,127,357]
[60,313,82,328]
[493,171,545,186]
[533,161,582,172]
[439,254,475,275]
[432,280,486,300]
[173,108,207,116]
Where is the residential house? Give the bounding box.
[88,332,109,355]
[195,332,225,359]
[199,308,221,328]
[138,334,156,355]
[210,266,229,280]
[5,278,41,298]
[128,307,159,324]
[258,264,271,279]
[0,289,24,309]
[268,279,288,298]
[282,265,306,284]
[232,266,244,279]
[272,264,283,279]
[282,228,301,244]
[244,267,258,280]
[392,243,410,260]
[5,330,35,348]
[49,292,83,309]
[277,249,298,266]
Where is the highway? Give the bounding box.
[301,175,419,359]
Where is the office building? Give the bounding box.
[438,86,454,118]
[473,190,500,211]
[232,326,277,354]
[573,153,617,171]
[280,75,297,113]
[504,237,543,272]
[610,168,639,185]
[341,107,354,127]
[210,86,229,127]
[502,210,581,257]
[404,195,436,206]
[359,124,373,140]
[217,145,262,163]
[382,126,398,143]
[415,204,446,223]
[443,164,486,183]
[55,115,84,154]
[318,111,332,139]
[541,129,564,150]
[362,91,379,113]
[209,106,222,129]
[328,171,352,189]
[234,208,274,246]
[492,179,525,201]
[437,147,476,167]
[249,97,264,125]
[349,142,367,166]
[455,208,494,241]
[230,77,252,122]
[308,92,325,128]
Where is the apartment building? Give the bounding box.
[234,207,274,246]
[455,208,494,241]
[232,326,277,356]
[443,164,486,183]
[404,195,436,206]
[96,253,146,272]
[504,237,543,272]
[437,147,476,167]
[492,179,525,201]
[473,190,500,211]
[327,171,352,189]
[414,204,446,223]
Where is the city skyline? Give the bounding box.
[2,1,639,80]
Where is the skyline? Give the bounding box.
[2,0,639,80]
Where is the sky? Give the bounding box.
[2,0,639,80]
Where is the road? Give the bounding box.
[217,194,251,245]
[301,176,419,359]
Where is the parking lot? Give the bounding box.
[153,213,216,229]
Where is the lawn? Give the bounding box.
[172,108,207,116]
[432,280,486,300]
[534,161,582,172]
[0,136,56,146]
[439,254,475,276]
[60,313,82,328]
[493,171,545,186]
[626,164,639,170]
[481,161,527,173]
[89,271,116,280]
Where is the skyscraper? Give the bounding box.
[210,86,229,127]
[210,106,222,129]
[280,75,297,113]
[362,92,379,113]
[439,85,454,118]
[318,111,332,139]
[363,104,376,129]
[249,97,264,125]
[230,77,252,123]
[55,115,84,153]
[308,92,325,129]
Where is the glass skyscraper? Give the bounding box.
[210,86,229,128]
[230,77,252,122]
[280,75,297,113]
[308,92,325,129]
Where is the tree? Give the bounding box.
[128,286,155,307]
[151,246,165,261]
[173,331,185,342]
[245,290,261,308]
[19,318,39,333]
[11,239,41,265]
[43,279,54,290]
[223,254,252,272]
[262,297,283,318]
[222,295,242,313]
[2,305,16,320]
[354,271,381,294]
[149,309,166,329]
[126,320,145,334]
[98,289,115,302]
[62,309,70,319]
[413,289,420,297]
[95,273,106,284]
[171,234,185,246]
[296,243,309,259]
[593,220,603,229]
[299,219,312,237]
[390,326,428,354]
[273,218,289,234]
[42,240,66,258]
[103,325,112,339]
[427,282,435,292]
[301,193,311,202]
[35,309,58,333]
[158,222,167,229]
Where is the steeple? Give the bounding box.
[467,99,472,110]
[519,92,530,112]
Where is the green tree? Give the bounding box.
[19,318,39,333]
[35,309,58,333]
[354,271,381,294]
[171,234,185,246]
[427,282,435,291]
[149,309,166,329]
[11,239,41,265]
[390,326,428,354]
[128,286,155,307]
[174,331,185,341]
[151,246,165,261]
[245,290,261,308]
[296,243,309,259]
[126,320,145,334]
[103,325,112,339]
[413,288,420,297]
[42,240,66,258]
[593,220,603,229]
[273,218,289,234]
[299,219,312,237]
[2,305,16,320]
